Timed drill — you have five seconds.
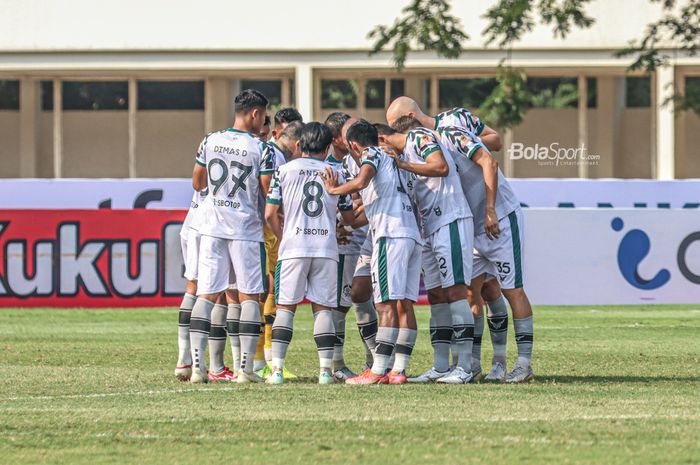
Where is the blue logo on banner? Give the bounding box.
[611,217,671,290]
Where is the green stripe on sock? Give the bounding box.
[449,220,465,285]
[336,254,345,307]
[378,237,389,302]
[508,211,523,288]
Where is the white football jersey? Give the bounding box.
[354,147,421,244]
[438,126,520,234]
[338,153,368,256]
[267,157,353,261]
[180,189,207,237]
[434,107,484,135]
[403,127,472,237]
[195,128,275,241]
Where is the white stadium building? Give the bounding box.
[0,0,698,179]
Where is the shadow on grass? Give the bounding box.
[535,375,700,384]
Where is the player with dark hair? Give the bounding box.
[265,122,355,384]
[323,120,422,385]
[189,89,272,384]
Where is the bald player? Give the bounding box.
[387,97,534,384]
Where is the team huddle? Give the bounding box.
[174,88,535,385]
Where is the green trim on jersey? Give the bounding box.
[336,254,345,307]
[422,145,441,159]
[326,153,344,164]
[467,144,482,159]
[360,160,378,172]
[377,238,390,302]
[195,158,206,167]
[274,260,282,304]
[474,120,485,135]
[266,198,281,205]
[227,128,252,135]
[260,169,275,175]
[508,211,523,288]
[260,243,268,294]
[433,115,440,129]
[449,221,466,285]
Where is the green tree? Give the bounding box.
[369,0,700,128]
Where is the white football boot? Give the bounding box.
[436,366,475,384]
[505,363,534,384]
[484,361,507,383]
[407,367,450,383]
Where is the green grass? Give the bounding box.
[1,305,699,465]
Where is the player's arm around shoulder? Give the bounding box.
[323,162,374,196]
[397,131,449,177]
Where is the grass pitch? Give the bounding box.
[0,305,698,465]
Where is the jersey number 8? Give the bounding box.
[302,180,324,218]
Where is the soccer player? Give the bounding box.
[437,124,534,383]
[379,117,476,384]
[323,120,422,385]
[322,112,374,380]
[189,89,273,384]
[385,97,526,383]
[174,189,206,381]
[271,107,303,141]
[259,114,305,376]
[265,122,355,385]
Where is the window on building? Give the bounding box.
[62,81,128,110]
[439,78,499,110]
[0,80,20,110]
[587,77,597,108]
[365,79,385,109]
[528,77,578,109]
[240,80,282,107]
[138,81,204,110]
[626,76,651,108]
[321,80,357,109]
[41,81,54,111]
[390,79,405,101]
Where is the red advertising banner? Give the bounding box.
[0,210,187,307]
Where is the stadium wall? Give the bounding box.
[0,179,698,307]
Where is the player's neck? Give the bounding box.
[418,114,435,129]
[231,119,253,133]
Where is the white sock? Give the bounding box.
[226,303,241,371]
[430,302,452,372]
[177,293,196,366]
[271,309,295,370]
[238,300,261,374]
[331,309,346,369]
[392,328,417,373]
[372,326,399,375]
[449,299,474,372]
[314,310,335,370]
[189,298,214,375]
[208,303,228,374]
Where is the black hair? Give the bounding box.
[391,115,422,133]
[234,89,269,114]
[299,122,333,155]
[373,122,397,136]
[264,115,271,126]
[324,112,351,138]
[274,107,303,127]
[278,120,305,141]
[346,120,378,147]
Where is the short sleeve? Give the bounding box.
[442,127,484,159]
[266,168,282,205]
[195,135,208,166]
[411,130,442,159]
[456,108,484,135]
[360,149,380,172]
[260,142,275,175]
